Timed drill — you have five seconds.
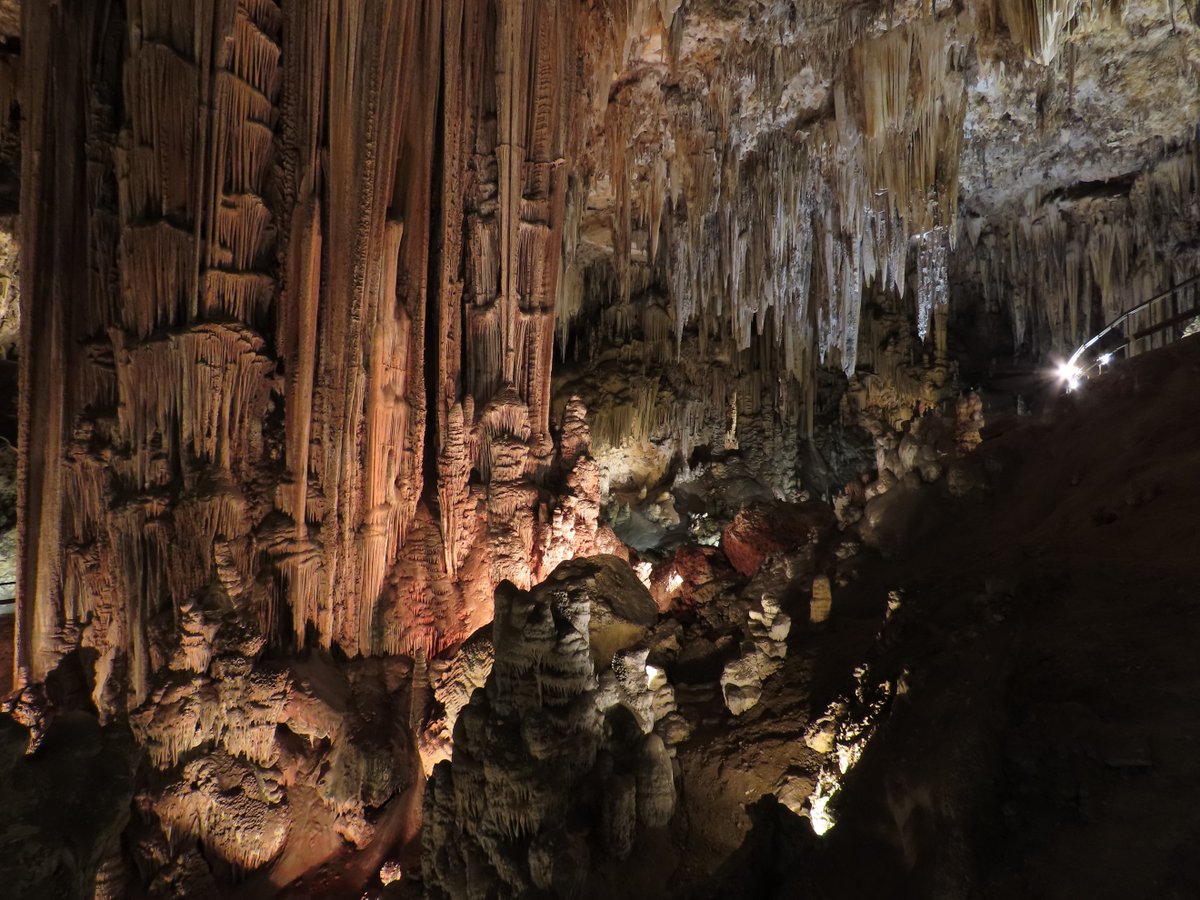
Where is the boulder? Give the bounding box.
[536,555,657,669]
[721,502,834,578]
[810,575,833,623]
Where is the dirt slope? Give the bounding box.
[684,335,1200,900]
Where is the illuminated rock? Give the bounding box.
[418,627,495,775]
[423,559,676,897]
[8,0,1198,893]
[721,593,792,716]
[810,575,834,624]
[722,503,832,578]
[956,391,986,453]
[151,752,289,871]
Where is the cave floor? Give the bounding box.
[640,335,1200,900]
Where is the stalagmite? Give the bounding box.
[423,562,677,897]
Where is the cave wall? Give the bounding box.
[17,0,1200,709]
[554,0,1198,493]
[954,144,1200,360]
[15,0,621,715]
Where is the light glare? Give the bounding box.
[1056,361,1082,391]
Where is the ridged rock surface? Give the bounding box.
[423,559,676,898]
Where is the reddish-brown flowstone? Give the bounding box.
[721,503,833,577]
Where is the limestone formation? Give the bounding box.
[805,662,896,836]
[0,215,16,359]
[14,1,1200,699]
[810,575,834,624]
[804,590,909,834]
[721,592,792,716]
[721,502,833,579]
[535,554,660,671]
[423,560,677,897]
[956,391,986,453]
[15,0,615,713]
[0,436,13,624]
[124,649,419,884]
[5,0,1198,894]
[419,626,495,775]
[11,2,633,885]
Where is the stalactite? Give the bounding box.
[437,403,475,580]
[15,0,286,706]
[10,0,1199,892]
[557,10,967,449]
[958,141,1200,356]
[211,193,273,271]
[117,222,195,338]
[121,42,200,220]
[996,0,1082,65]
[274,0,326,559]
[435,0,478,583]
[177,326,271,469]
[311,2,432,655]
[916,227,949,342]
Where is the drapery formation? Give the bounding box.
[17,0,587,714]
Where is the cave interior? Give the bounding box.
[1,0,1199,897]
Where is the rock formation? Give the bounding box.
[2,0,1197,894]
[14,0,614,713]
[423,559,677,898]
[15,0,1197,693]
[721,592,792,716]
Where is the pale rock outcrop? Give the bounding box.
[128,650,417,883]
[418,627,496,775]
[804,590,905,834]
[609,646,683,743]
[721,593,792,716]
[810,575,834,624]
[805,663,896,836]
[0,216,16,359]
[537,554,659,671]
[535,396,631,581]
[150,752,289,871]
[956,391,985,453]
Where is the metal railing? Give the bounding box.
[1067,272,1200,379]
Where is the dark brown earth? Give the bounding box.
[635,334,1200,899]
